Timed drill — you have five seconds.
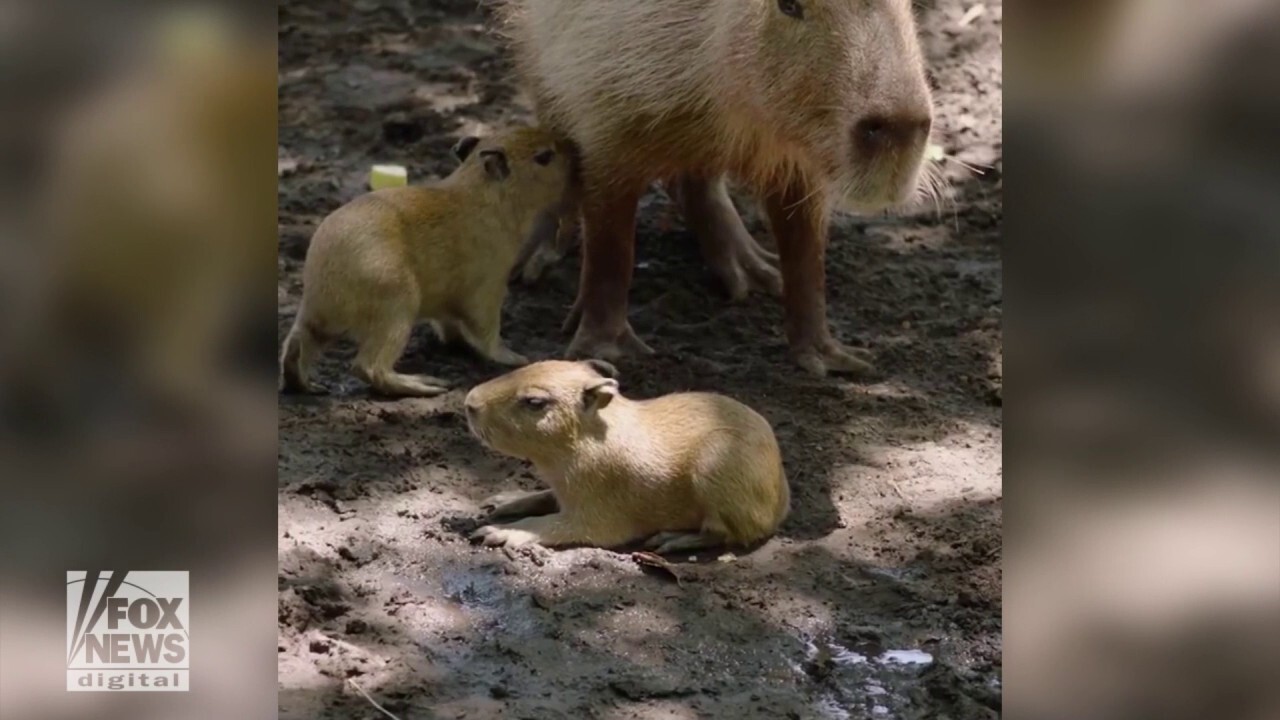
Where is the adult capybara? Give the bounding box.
[495,0,936,375]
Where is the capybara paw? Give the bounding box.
[480,492,532,515]
[793,339,875,377]
[708,237,783,301]
[646,531,724,555]
[279,377,323,395]
[567,322,654,361]
[469,524,540,548]
[517,246,562,285]
[642,531,686,550]
[369,374,452,398]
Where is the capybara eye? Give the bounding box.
[520,395,550,410]
[533,148,556,165]
[777,0,803,20]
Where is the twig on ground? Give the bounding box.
[888,479,908,501]
[347,678,403,720]
[632,551,684,586]
[958,4,986,28]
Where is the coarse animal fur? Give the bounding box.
[465,359,791,553]
[494,0,937,375]
[279,126,575,397]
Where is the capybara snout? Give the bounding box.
[852,113,933,161]
[830,0,935,209]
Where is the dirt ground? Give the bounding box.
[277,1,1002,718]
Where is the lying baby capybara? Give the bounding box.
[464,360,790,554]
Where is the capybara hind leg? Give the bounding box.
[280,320,329,394]
[564,180,653,360]
[481,489,559,519]
[679,175,782,301]
[646,531,725,556]
[763,180,874,377]
[352,316,450,397]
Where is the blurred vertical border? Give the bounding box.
[0,1,278,718]
[1006,0,1280,718]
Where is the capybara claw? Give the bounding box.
[710,236,783,301]
[793,338,874,377]
[567,323,654,361]
[470,524,538,547]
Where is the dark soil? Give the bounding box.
[278,1,1002,718]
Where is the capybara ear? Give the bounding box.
[581,358,618,379]
[452,135,480,161]
[583,377,618,412]
[480,149,511,180]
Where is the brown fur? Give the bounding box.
[278,126,574,397]
[465,360,791,553]
[495,0,935,375]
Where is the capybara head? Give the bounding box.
[729,0,934,211]
[450,125,576,209]
[464,359,620,461]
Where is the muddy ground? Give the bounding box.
[277,1,1002,718]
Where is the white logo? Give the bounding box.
[66,571,190,692]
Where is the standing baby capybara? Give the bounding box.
[279,126,575,397]
[495,0,936,375]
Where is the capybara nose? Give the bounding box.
[853,113,932,157]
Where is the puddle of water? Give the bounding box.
[441,568,506,609]
[390,566,543,639]
[815,693,853,720]
[878,649,934,666]
[803,637,933,669]
[794,626,938,720]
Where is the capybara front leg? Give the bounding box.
[456,294,528,367]
[564,179,653,360]
[763,180,874,377]
[678,174,782,301]
[481,489,559,519]
[470,513,583,548]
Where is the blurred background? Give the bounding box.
[0,1,278,718]
[1006,0,1280,718]
[0,0,1275,718]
